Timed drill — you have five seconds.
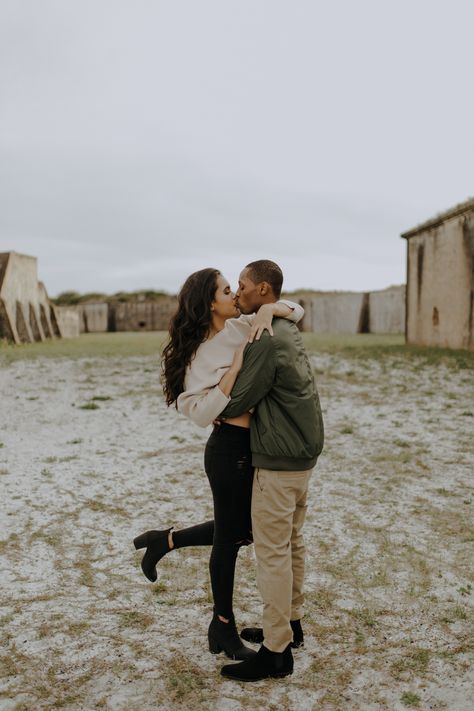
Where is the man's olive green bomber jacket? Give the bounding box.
[220,318,324,471]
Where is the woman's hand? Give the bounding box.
[248,304,274,343]
[217,341,247,398]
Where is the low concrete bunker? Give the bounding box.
[0,251,65,344]
[402,198,474,350]
[298,286,405,334]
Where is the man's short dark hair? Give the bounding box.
[245,260,283,298]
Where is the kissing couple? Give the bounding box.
[134,259,324,682]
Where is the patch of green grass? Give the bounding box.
[401,691,421,707]
[68,621,91,636]
[78,402,100,410]
[29,528,63,551]
[37,621,56,639]
[429,508,474,542]
[435,487,454,497]
[0,613,14,627]
[118,609,155,630]
[350,607,378,628]
[2,331,473,372]
[391,647,431,679]
[76,558,95,588]
[83,499,127,516]
[67,438,83,444]
[304,653,353,705]
[151,581,168,595]
[340,425,353,435]
[309,586,337,612]
[440,605,468,623]
[303,333,405,351]
[0,652,20,677]
[90,395,113,401]
[165,654,210,703]
[0,332,167,363]
[303,334,474,368]
[394,439,410,448]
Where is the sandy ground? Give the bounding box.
[0,350,473,710]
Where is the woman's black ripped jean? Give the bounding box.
[204,423,254,620]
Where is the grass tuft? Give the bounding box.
[165,654,210,703]
[391,647,431,679]
[401,691,421,707]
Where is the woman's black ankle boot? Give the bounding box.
[208,613,257,661]
[133,528,173,582]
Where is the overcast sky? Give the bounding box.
[1,1,473,296]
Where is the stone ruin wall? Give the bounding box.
[77,303,109,333]
[367,286,406,334]
[403,204,474,350]
[62,292,404,336]
[0,252,67,344]
[1,254,404,343]
[297,286,405,334]
[55,307,80,338]
[73,297,178,333]
[109,298,178,332]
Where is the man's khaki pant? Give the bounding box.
[251,466,312,652]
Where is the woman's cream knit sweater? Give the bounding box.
[176,301,304,427]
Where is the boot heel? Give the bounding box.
[208,637,222,654]
[208,615,256,660]
[133,533,149,550]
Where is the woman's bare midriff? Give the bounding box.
[221,412,252,429]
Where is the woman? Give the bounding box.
[134,268,303,660]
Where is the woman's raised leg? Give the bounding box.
[134,520,214,582]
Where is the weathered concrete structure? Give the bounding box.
[109,298,177,332]
[369,286,406,334]
[0,252,62,344]
[298,286,405,334]
[300,291,366,334]
[77,303,109,333]
[402,198,474,350]
[71,296,178,334]
[55,307,81,338]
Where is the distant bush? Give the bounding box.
[79,292,109,303]
[52,289,171,305]
[111,290,170,303]
[53,291,83,305]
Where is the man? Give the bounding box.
[219,260,324,682]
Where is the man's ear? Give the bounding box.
[259,282,269,295]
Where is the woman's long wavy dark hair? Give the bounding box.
[162,268,220,406]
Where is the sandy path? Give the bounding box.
[0,351,473,710]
